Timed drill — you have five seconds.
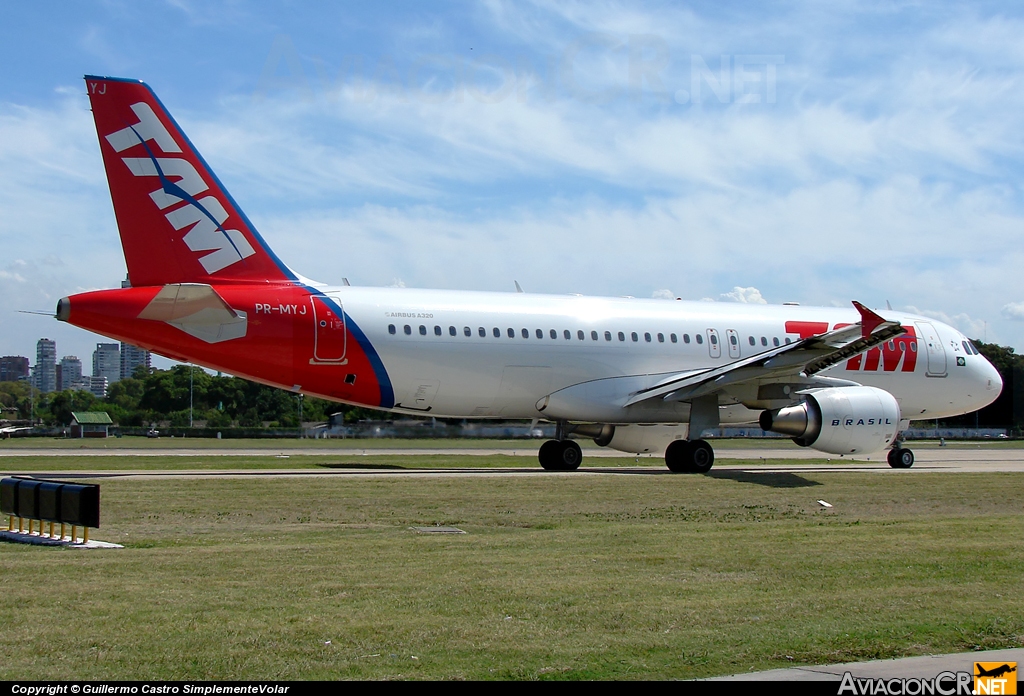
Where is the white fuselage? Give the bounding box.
[330,287,1001,424]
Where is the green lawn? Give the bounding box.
[1,467,1022,680]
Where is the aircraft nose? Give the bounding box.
[975,354,1003,406]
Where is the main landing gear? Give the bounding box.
[664,439,715,473]
[538,439,583,471]
[887,446,914,469]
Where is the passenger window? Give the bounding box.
[710,334,718,345]
[888,340,895,350]
[773,337,780,346]
[910,342,917,352]
[404,325,412,335]
[449,326,456,336]
[618,331,625,342]
[578,330,585,340]
[604,331,612,341]
[591,330,599,341]
[644,332,652,342]
[507,328,515,338]
[631,332,639,342]
[747,336,755,346]
[419,325,427,335]
[696,334,703,345]
[761,337,767,346]
[536,329,543,339]
[493,327,500,338]
[464,326,472,337]
[522,328,529,338]
[730,335,737,346]
[388,324,396,335]
[657,333,664,343]
[478,327,486,337]
[564,330,571,340]
[670,333,678,343]
[550,329,557,339]
[785,337,791,344]
[434,325,442,336]
[682,334,689,344]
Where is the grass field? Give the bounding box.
[2,457,1022,680]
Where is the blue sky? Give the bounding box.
[2,1,1024,369]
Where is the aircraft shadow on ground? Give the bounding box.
[705,470,822,488]
[316,462,410,470]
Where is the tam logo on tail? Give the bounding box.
[86,76,294,287]
[106,102,255,274]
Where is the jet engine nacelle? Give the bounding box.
[590,424,690,454]
[759,386,901,455]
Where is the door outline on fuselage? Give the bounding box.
[707,329,721,359]
[915,321,946,377]
[726,329,740,359]
[310,295,348,365]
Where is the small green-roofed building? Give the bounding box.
[70,411,114,438]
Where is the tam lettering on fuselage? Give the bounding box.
[99,97,255,274]
[786,321,919,373]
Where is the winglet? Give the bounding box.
[852,301,885,339]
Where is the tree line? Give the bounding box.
[0,365,375,428]
[0,341,1021,430]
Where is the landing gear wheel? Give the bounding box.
[887,447,914,469]
[557,440,583,471]
[538,440,582,471]
[689,439,715,473]
[665,440,693,473]
[539,440,561,470]
[664,439,715,473]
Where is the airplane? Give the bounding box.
[0,425,33,438]
[56,75,1003,472]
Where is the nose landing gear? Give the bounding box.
[887,446,914,468]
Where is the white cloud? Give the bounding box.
[720,287,767,304]
[1002,303,1024,321]
[904,306,990,341]
[651,289,674,299]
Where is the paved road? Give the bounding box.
[710,647,1024,681]
[4,454,1024,479]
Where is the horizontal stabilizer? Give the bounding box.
[137,284,247,344]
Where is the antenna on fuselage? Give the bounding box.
[514,281,524,293]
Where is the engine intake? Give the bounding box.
[760,386,901,455]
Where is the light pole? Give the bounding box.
[297,393,304,439]
[189,364,194,430]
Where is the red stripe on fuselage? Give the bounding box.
[65,285,387,407]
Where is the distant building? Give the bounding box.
[120,342,150,380]
[72,375,108,399]
[35,339,57,393]
[59,356,83,391]
[0,356,29,382]
[70,411,113,438]
[92,343,120,387]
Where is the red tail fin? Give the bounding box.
[85,76,295,287]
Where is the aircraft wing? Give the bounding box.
[623,301,905,407]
